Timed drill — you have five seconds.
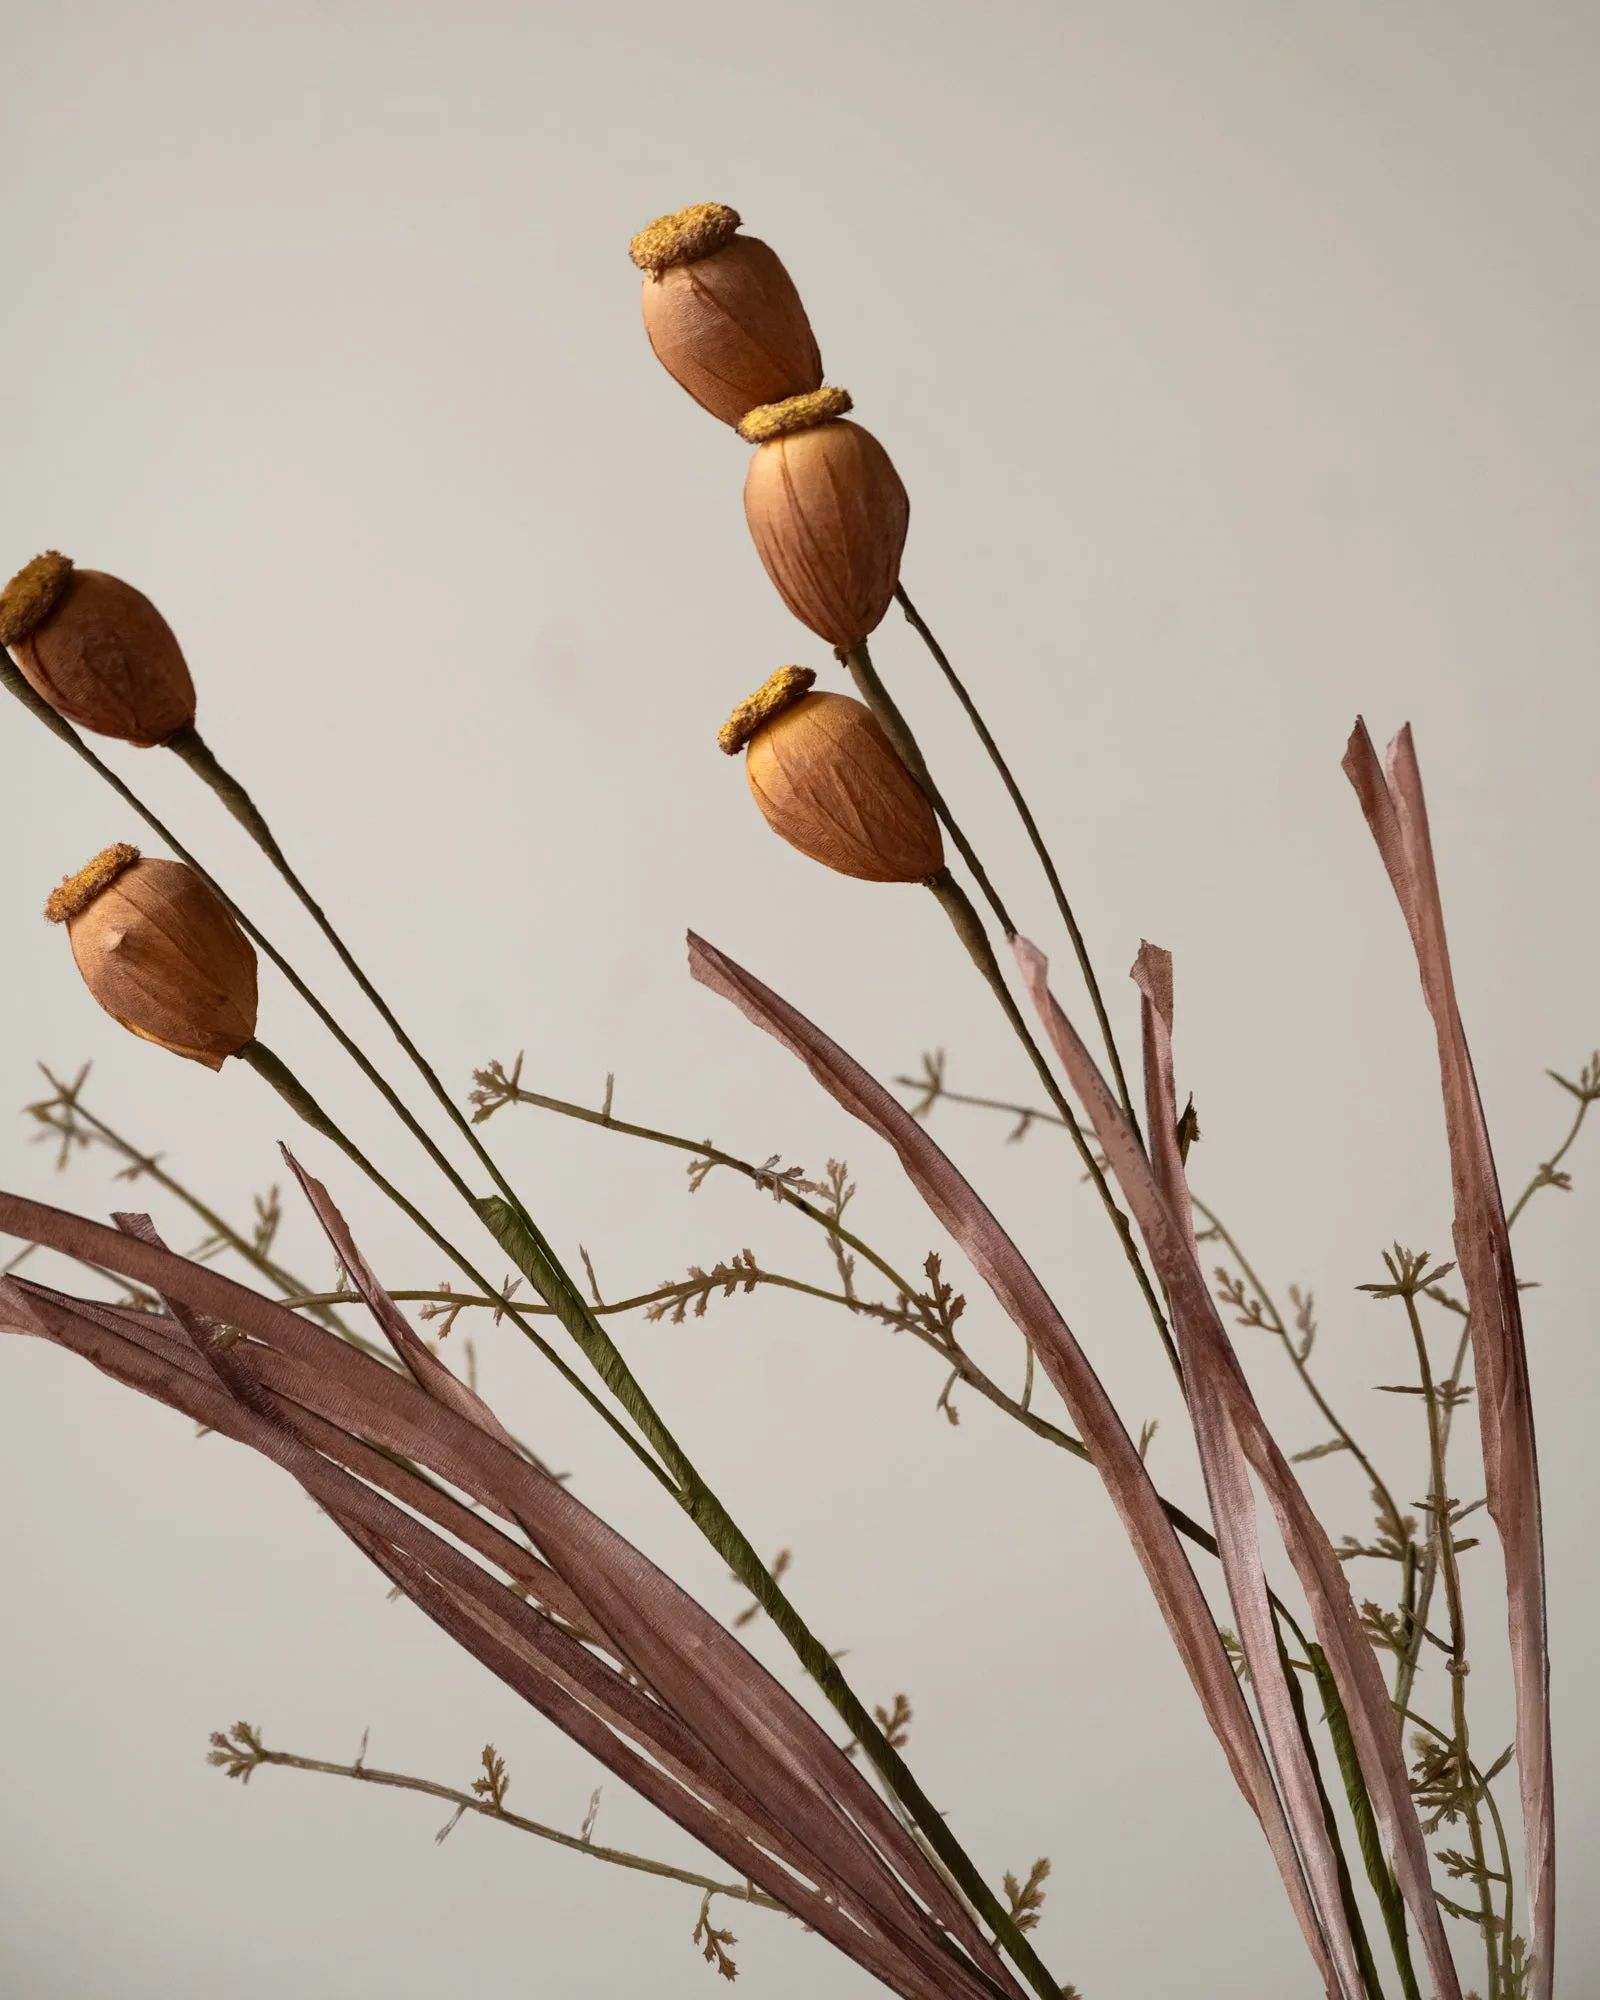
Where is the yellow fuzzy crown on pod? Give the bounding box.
[737,387,853,444]
[629,203,742,273]
[44,842,141,924]
[718,666,816,755]
[0,551,75,645]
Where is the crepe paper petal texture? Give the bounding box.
[684,929,1350,1998]
[1343,719,1554,2000]
[1014,935,1464,2000]
[0,1190,1018,2000]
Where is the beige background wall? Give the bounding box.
[1,4,1596,1995]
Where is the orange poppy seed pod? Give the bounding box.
[45,845,258,1070]
[721,670,942,885]
[0,553,197,747]
[740,399,910,650]
[630,203,823,428]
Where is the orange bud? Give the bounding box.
[724,675,941,884]
[742,415,909,649]
[46,845,257,1069]
[0,553,196,747]
[631,204,823,428]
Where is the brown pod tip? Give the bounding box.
[44,842,142,924]
[737,386,853,444]
[629,203,742,274]
[718,665,816,755]
[0,550,75,646]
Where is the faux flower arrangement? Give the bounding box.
[0,201,1587,2000]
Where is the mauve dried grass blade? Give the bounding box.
[278,1147,524,1453]
[268,1170,1012,1997]
[0,1193,1011,2000]
[685,930,1348,1997]
[5,1278,968,1997]
[1128,945,1365,2000]
[1015,937,1463,2000]
[1344,719,1554,2000]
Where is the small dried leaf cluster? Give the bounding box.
[472,1744,511,1813]
[207,1721,268,1783]
[1002,1855,1051,1934]
[693,1891,740,1982]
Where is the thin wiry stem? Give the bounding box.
[216,1729,786,1909]
[6,675,1061,1994]
[1398,1272,1498,1997]
[236,1039,677,1490]
[473,1070,1248,1568]
[234,1050,1051,2000]
[923,866,1182,1383]
[893,584,1138,1132]
[27,1063,355,1337]
[164,723,564,1284]
[1393,1078,1591,1715]
[1190,1190,1408,1549]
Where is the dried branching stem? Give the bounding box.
[208,1724,785,1908]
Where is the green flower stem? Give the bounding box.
[924,866,1183,1384]
[894,584,1138,1133]
[838,638,1019,937]
[165,723,547,1250]
[1275,1621,1388,2000]
[235,1040,676,1489]
[7,668,1069,1997]
[1305,1642,1421,2000]
[239,1043,1056,2000]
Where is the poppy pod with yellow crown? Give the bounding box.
[0,553,196,747]
[720,668,942,884]
[45,845,258,1070]
[630,203,823,428]
[739,394,910,650]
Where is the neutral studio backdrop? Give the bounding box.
[1,4,1596,1996]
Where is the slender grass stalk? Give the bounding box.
[233,1047,1059,2000]
[28,1063,354,1336]
[214,1724,787,1910]
[1400,1275,1499,1998]
[894,584,1138,1131]
[236,1040,676,1490]
[925,866,1183,1383]
[1191,1192,1409,1550]
[165,723,550,1249]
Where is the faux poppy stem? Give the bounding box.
[233,1039,677,1491]
[924,867,1184,1385]
[894,583,1139,1134]
[837,639,1016,932]
[234,1047,1052,2000]
[167,723,541,1232]
[7,665,1073,1998]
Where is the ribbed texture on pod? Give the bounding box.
[641,235,823,428]
[745,691,942,883]
[61,855,258,1069]
[743,421,910,649]
[8,567,196,747]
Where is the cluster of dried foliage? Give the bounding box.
[0,203,1589,2000]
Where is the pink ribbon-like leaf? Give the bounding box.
[1015,935,1463,2000]
[687,929,1349,1997]
[1344,718,1553,2000]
